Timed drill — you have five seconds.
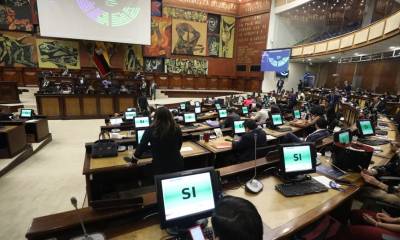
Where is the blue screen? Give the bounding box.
[261,49,291,72]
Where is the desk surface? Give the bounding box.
[87,141,211,173]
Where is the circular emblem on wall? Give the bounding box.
[75,0,140,27]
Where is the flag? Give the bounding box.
[92,42,111,76]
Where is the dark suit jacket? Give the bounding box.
[223,112,241,128]
[305,129,331,143]
[232,128,267,162]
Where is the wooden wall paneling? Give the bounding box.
[169,74,182,89]
[118,96,135,112]
[207,58,236,77]
[218,77,232,90]
[64,96,81,117]
[22,68,38,86]
[39,97,61,117]
[245,78,261,92]
[82,96,98,116]
[235,78,246,91]
[374,61,398,93]
[99,97,114,115]
[207,76,219,90]
[2,68,23,86]
[156,74,169,89]
[195,76,207,90]
[182,75,195,89]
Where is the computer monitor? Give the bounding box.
[184,113,197,124]
[124,111,137,120]
[134,117,150,128]
[180,103,186,111]
[279,143,316,177]
[155,167,220,229]
[234,120,245,134]
[127,108,135,112]
[242,106,249,115]
[195,107,201,114]
[215,103,221,110]
[357,119,375,137]
[20,108,33,118]
[293,109,301,120]
[334,130,352,145]
[270,113,284,127]
[135,129,151,147]
[195,101,201,107]
[110,117,123,125]
[218,109,228,119]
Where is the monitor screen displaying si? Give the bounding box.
[20,109,33,118]
[215,104,221,110]
[338,131,351,144]
[37,0,151,44]
[261,48,291,72]
[357,120,375,137]
[124,111,137,120]
[155,168,218,228]
[136,129,150,146]
[218,109,228,119]
[234,121,245,134]
[184,113,196,124]
[281,144,315,174]
[180,103,186,111]
[195,101,201,107]
[293,110,301,119]
[271,113,283,126]
[195,107,201,114]
[242,106,248,114]
[135,117,150,128]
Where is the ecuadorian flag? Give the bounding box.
[93,42,111,76]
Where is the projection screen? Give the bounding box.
[37,0,151,44]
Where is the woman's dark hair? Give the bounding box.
[211,196,263,240]
[151,107,178,139]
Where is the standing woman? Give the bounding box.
[133,107,184,175]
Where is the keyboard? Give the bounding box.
[182,125,199,130]
[375,130,388,135]
[168,227,214,240]
[138,151,152,159]
[358,138,390,146]
[275,127,292,132]
[276,179,328,197]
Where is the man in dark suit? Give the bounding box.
[283,118,331,144]
[232,119,267,163]
[221,108,240,128]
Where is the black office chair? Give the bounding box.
[256,145,276,159]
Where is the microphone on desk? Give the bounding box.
[245,133,264,194]
[70,197,105,240]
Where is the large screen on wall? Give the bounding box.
[37,0,151,44]
[261,48,291,72]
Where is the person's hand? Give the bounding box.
[377,212,399,223]
[363,214,378,226]
[362,168,377,176]
[360,171,381,187]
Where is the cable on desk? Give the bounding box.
[143,211,159,220]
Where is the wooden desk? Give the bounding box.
[25,119,51,143]
[180,123,213,134]
[0,81,20,104]
[196,137,233,154]
[263,125,302,138]
[0,125,27,158]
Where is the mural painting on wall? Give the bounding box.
[124,45,143,72]
[29,0,39,25]
[36,39,80,69]
[165,58,208,75]
[0,31,36,67]
[207,14,220,57]
[144,57,164,73]
[172,19,207,56]
[163,7,207,23]
[151,0,162,17]
[0,0,34,32]
[219,16,235,58]
[143,16,171,57]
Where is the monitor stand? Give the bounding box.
[166,218,208,236]
[281,174,311,183]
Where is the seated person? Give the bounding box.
[221,108,240,128]
[283,118,331,144]
[243,96,253,107]
[232,119,267,162]
[358,152,400,208]
[211,196,263,240]
[334,209,400,240]
[251,103,269,125]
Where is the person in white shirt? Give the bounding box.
[251,103,269,125]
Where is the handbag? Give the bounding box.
[332,142,374,172]
[91,132,118,158]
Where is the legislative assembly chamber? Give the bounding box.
[2,0,400,239]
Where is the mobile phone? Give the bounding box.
[189,225,205,240]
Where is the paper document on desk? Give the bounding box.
[313,176,339,189]
[266,135,277,141]
[212,142,231,149]
[180,147,193,152]
[25,119,38,123]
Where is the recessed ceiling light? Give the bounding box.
[354,53,365,56]
[330,56,336,59]
[389,46,400,50]
[307,58,312,61]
